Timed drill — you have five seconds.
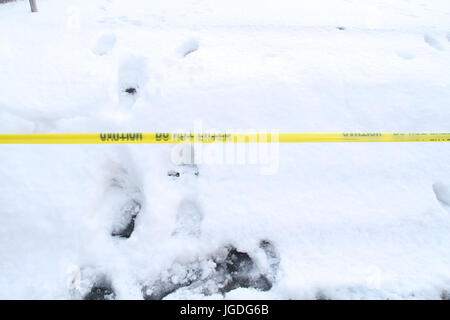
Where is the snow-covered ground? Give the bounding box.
[1,0,450,299]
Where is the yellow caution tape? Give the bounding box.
[0,132,449,144]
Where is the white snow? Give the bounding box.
[0,0,450,299]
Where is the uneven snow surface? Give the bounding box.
[0,0,450,299]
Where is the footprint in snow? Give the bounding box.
[92,33,116,56]
[441,290,450,300]
[315,290,330,300]
[68,266,115,300]
[169,144,201,237]
[433,183,450,210]
[424,34,444,51]
[111,198,142,238]
[110,170,143,239]
[118,56,149,108]
[84,277,115,300]
[99,160,143,239]
[177,38,199,58]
